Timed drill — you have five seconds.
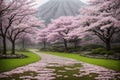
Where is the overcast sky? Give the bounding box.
[35,0,89,7]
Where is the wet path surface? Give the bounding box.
[0,49,120,80]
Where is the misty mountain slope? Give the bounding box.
[37,0,85,24]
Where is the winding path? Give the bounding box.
[0,49,120,80]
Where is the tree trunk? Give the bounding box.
[43,41,46,49]
[74,40,78,49]
[74,42,77,48]
[3,37,7,54]
[105,39,111,51]
[22,39,25,50]
[63,39,68,51]
[11,41,15,54]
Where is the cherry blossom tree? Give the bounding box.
[7,15,44,54]
[0,0,34,54]
[0,0,37,54]
[0,0,22,54]
[36,28,49,49]
[17,33,34,51]
[79,0,120,50]
[47,16,80,50]
[67,28,85,48]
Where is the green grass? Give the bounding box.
[41,51,120,72]
[0,51,40,73]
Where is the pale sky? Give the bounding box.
[35,0,89,7]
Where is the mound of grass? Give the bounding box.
[0,51,40,73]
[41,51,120,72]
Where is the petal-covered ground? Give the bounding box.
[0,49,120,80]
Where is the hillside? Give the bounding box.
[37,0,85,24]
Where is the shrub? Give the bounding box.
[106,50,115,55]
[50,46,65,52]
[17,49,28,52]
[80,44,103,51]
[67,46,81,53]
[112,46,120,53]
[92,48,105,54]
[92,48,115,55]
[101,50,115,55]
[48,46,81,53]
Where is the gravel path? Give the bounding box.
[0,49,120,80]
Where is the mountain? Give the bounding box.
[36,0,85,25]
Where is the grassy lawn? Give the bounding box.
[41,51,120,72]
[0,51,40,73]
